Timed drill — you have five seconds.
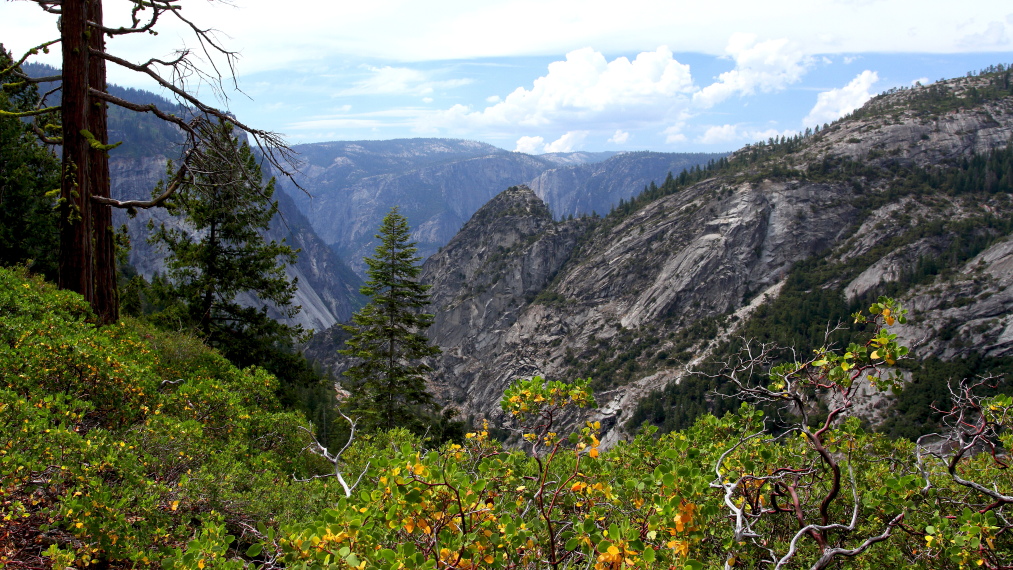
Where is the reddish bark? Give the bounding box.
[88,0,118,324]
[59,0,95,307]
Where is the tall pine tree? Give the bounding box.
[149,120,302,361]
[341,207,441,434]
[0,46,60,280]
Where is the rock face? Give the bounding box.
[891,237,1013,360]
[799,82,1013,171]
[279,145,552,274]
[419,178,860,438]
[420,186,589,406]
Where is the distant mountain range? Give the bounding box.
[274,139,724,274]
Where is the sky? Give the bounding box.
[3,0,1013,153]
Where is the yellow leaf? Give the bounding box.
[198,560,205,569]
[870,350,880,360]
[589,448,599,458]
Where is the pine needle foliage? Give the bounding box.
[149,119,301,354]
[0,46,60,280]
[341,207,441,434]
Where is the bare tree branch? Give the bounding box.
[296,410,370,498]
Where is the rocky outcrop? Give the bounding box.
[417,177,859,436]
[792,77,1013,171]
[892,237,1013,360]
[420,186,589,405]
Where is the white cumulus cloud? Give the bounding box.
[514,136,546,154]
[545,131,588,152]
[693,34,812,108]
[663,123,688,144]
[959,21,1010,49]
[426,46,694,132]
[609,129,630,144]
[697,124,795,145]
[803,70,879,127]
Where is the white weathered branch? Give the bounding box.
[296,410,369,498]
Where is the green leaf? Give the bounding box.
[246,543,263,557]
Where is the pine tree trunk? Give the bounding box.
[88,0,118,324]
[59,0,94,306]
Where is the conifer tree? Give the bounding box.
[0,46,59,280]
[149,119,301,358]
[2,1,295,325]
[341,207,441,434]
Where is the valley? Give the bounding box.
[5,11,1013,565]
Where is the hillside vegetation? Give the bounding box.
[5,267,1013,569]
[0,267,349,566]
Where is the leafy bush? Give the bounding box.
[0,267,336,568]
[5,267,1013,569]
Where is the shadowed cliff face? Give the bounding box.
[279,150,552,275]
[407,74,1013,447]
[419,186,589,406]
[109,155,361,332]
[527,152,728,219]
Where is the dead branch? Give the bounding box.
[296,410,370,498]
